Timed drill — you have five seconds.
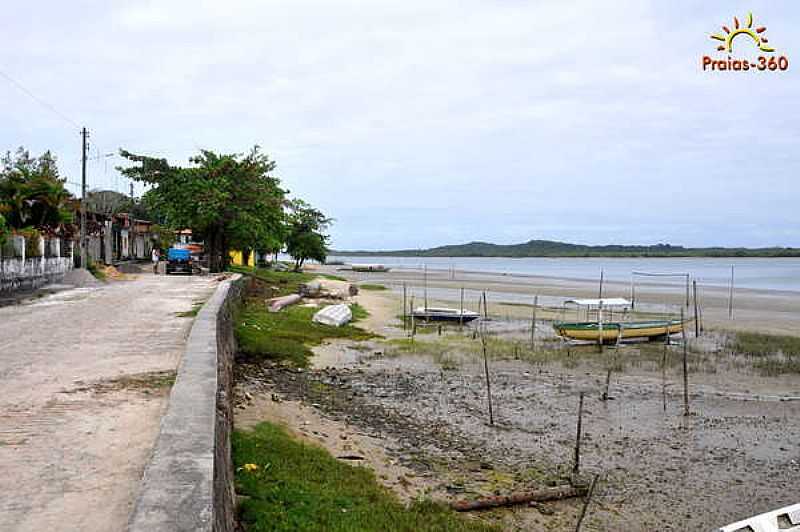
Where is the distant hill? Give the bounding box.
[332,239,800,258]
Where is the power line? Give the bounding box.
[0,68,80,129]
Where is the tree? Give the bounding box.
[118,146,286,272]
[285,199,331,271]
[0,147,74,232]
[0,213,8,247]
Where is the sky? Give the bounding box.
[2,1,799,250]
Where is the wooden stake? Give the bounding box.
[573,392,585,475]
[482,291,488,319]
[681,307,689,417]
[530,295,538,350]
[459,287,464,328]
[574,474,600,532]
[480,330,494,425]
[410,295,416,341]
[424,264,428,311]
[728,265,734,319]
[402,282,407,331]
[598,269,604,299]
[597,301,604,353]
[685,274,690,309]
[661,343,667,412]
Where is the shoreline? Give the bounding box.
[314,264,800,336]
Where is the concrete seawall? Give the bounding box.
[128,274,243,532]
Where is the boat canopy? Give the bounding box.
[563,298,631,308]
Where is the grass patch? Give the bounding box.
[727,331,800,375]
[233,422,500,532]
[230,265,315,297]
[350,303,369,321]
[360,283,388,291]
[87,261,106,281]
[320,273,348,282]
[236,301,375,367]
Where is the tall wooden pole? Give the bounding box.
[573,392,585,475]
[481,331,494,425]
[530,295,538,350]
[459,287,464,328]
[424,264,428,311]
[692,280,699,337]
[597,301,604,353]
[598,269,604,299]
[682,307,689,416]
[728,265,734,319]
[685,274,690,308]
[402,283,407,330]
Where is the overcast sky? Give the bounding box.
[2,1,798,249]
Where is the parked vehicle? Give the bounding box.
[165,247,192,274]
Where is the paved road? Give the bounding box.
[0,271,218,532]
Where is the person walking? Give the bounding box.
[151,247,160,274]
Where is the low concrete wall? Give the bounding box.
[128,274,243,532]
[0,256,73,294]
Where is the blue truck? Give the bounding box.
[165,247,193,274]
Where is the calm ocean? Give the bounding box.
[328,256,800,293]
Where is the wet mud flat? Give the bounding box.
[238,344,800,531]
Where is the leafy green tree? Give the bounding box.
[285,199,331,271]
[0,213,8,247]
[0,148,74,231]
[118,146,286,272]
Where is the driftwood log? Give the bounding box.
[451,484,588,512]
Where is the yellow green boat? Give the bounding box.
[552,319,684,343]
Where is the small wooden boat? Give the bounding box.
[351,263,391,272]
[412,307,480,323]
[553,320,684,343]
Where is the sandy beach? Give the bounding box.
[228,264,800,530]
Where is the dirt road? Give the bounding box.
[0,270,217,532]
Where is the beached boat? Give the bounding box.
[412,307,480,323]
[351,263,391,272]
[552,319,684,343]
[717,502,800,532]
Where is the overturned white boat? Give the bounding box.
[411,306,480,323]
[312,304,352,327]
[718,503,800,532]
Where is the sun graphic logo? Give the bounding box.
[710,13,774,53]
[702,12,788,73]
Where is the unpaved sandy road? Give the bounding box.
[0,271,218,532]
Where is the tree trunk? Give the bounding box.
[220,231,230,271]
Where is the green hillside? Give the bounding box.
[333,240,800,258]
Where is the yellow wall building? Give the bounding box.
[229,250,255,267]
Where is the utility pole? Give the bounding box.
[80,127,89,268]
[130,181,134,200]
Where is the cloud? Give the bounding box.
[1,1,798,248]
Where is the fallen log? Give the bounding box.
[267,294,302,312]
[451,484,587,512]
